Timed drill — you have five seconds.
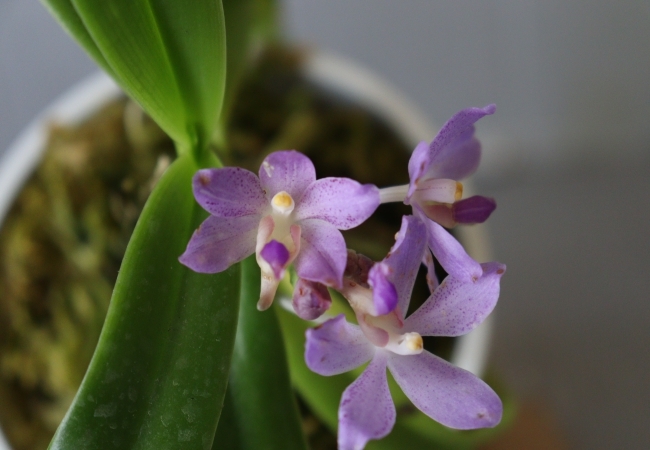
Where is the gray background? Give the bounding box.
[2,1,649,448]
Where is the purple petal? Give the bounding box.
[294,178,380,230]
[381,215,427,319]
[453,195,497,224]
[405,262,505,336]
[260,240,290,279]
[338,352,395,450]
[426,126,481,180]
[305,314,375,375]
[407,105,495,199]
[426,105,495,179]
[387,351,502,429]
[179,215,258,273]
[292,278,332,320]
[293,218,347,288]
[418,211,482,283]
[193,167,267,217]
[367,263,398,316]
[258,150,316,201]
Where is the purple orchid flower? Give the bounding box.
[179,150,380,310]
[378,105,497,283]
[305,216,505,450]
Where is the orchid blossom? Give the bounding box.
[379,105,497,283]
[179,150,380,310]
[305,216,505,450]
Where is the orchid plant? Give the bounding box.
[38,1,506,449]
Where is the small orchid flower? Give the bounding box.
[378,105,497,282]
[179,150,380,310]
[305,216,505,450]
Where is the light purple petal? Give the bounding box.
[179,215,258,273]
[407,105,495,199]
[338,352,395,450]
[382,215,427,319]
[405,262,505,336]
[426,105,495,179]
[260,240,290,279]
[387,351,502,429]
[292,278,332,320]
[258,150,316,201]
[293,218,347,288]
[453,195,497,224]
[294,178,380,230]
[426,126,481,180]
[305,314,375,376]
[368,263,398,316]
[192,167,267,217]
[418,211,482,283]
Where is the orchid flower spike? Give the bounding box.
[179,150,380,310]
[378,105,498,283]
[305,216,506,450]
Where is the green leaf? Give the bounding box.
[276,306,514,450]
[38,0,116,78]
[49,153,240,450]
[41,0,227,156]
[221,0,254,126]
[213,257,308,450]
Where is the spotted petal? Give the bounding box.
[387,351,502,429]
[179,215,258,273]
[338,352,395,450]
[419,211,482,283]
[192,167,267,217]
[294,178,380,230]
[258,150,316,201]
[305,314,375,376]
[405,262,505,336]
[293,218,348,288]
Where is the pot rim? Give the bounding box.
[0,48,494,450]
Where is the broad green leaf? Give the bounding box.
[41,0,227,156]
[213,0,281,147]
[49,153,240,450]
[213,257,308,450]
[221,0,254,128]
[276,306,514,449]
[38,0,115,78]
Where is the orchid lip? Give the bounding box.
[260,239,290,279]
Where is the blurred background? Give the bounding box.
[1,1,649,448]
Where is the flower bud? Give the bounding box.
[292,278,332,320]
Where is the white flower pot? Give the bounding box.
[0,50,494,449]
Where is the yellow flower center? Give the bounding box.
[271,191,294,215]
